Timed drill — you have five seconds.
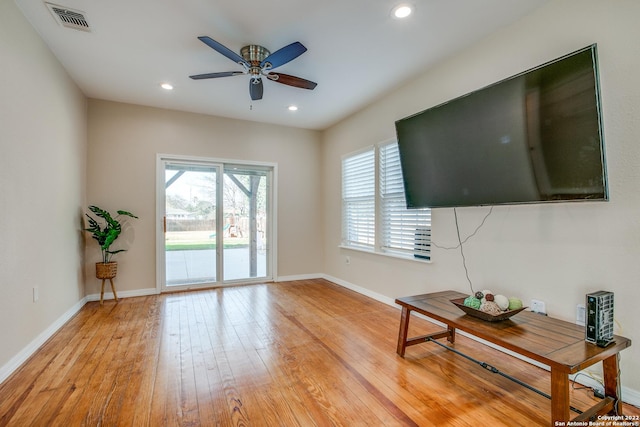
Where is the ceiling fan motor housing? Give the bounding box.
[241,45,271,79]
[241,45,270,62]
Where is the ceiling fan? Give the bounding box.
[189,36,318,101]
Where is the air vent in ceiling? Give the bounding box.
[45,2,91,32]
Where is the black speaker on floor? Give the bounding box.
[585,290,614,347]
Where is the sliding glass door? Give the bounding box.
[158,156,274,291]
[222,165,269,281]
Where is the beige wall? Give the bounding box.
[0,0,87,375]
[86,99,323,295]
[322,0,640,393]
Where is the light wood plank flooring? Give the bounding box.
[0,279,637,426]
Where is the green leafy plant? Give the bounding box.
[85,205,138,263]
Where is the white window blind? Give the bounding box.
[379,142,431,259]
[342,148,375,250]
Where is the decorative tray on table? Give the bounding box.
[450,298,527,322]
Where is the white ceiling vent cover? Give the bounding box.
[45,2,91,32]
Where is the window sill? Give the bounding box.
[338,245,431,264]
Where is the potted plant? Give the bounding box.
[84,205,138,280]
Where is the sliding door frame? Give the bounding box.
[156,154,277,293]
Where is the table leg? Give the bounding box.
[396,307,411,357]
[550,368,570,426]
[448,325,456,344]
[603,353,622,415]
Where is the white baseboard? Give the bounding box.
[622,387,640,409]
[85,287,159,302]
[322,274,397,306]
[321,275,640,409]
[0,296,88,385]
[275,273,325,282]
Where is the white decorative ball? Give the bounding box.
[494,294,509,311]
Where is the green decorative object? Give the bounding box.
[84,205,138,263]
[508,297,523,311]
[464,296,482,310]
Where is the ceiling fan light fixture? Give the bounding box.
[160,83,174,90]
[392,4,413,19]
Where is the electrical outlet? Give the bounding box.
[33,286,39,302]
[531,299,546,314]
[576,304,586,326]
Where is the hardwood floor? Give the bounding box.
[0,279,637,426]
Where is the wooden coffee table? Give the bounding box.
[395,290,632,426]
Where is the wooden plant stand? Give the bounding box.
[96,262,119,305]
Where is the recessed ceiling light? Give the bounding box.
[392,4,413,19]
[160,83,174,90]
[288,105,298,111]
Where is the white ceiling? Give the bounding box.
[15,0,550,130]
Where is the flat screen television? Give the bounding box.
[395,45,608,209]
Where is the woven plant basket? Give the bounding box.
[96,262,118,279]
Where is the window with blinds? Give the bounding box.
[341,141,431,260]
[379,142,431,260]
[342,148,375,250]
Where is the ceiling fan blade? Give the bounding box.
[189,71,245,80]
[268,73,317,90]
[197,36,248,66]
[250,78,264,100]
[260,42,307,69]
